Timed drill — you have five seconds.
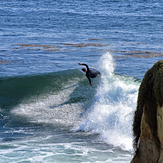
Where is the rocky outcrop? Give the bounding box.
[131,60,163,163]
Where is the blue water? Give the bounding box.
[0,0,163,162]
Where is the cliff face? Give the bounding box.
[131,60,163,163]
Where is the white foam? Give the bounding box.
[74,52,140,151]
[0,139,132,163]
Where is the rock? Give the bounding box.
[131,60,163,163]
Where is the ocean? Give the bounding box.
[0,0,163,162]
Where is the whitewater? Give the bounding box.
[74,53,139,151]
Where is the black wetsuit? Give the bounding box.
[81,63,100,85]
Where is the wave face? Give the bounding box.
[74,52,140,151]
[0,69,97,128]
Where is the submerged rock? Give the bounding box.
[131,60,163,163]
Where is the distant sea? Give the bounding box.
[1,0,163,162]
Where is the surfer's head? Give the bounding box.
[82,68,87,72]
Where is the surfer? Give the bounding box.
[78,63,100,86]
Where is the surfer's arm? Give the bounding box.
[78,63,89,70]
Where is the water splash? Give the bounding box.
[74,52,140,151]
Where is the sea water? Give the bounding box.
[1,0,163,162]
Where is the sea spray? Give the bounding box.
[74,52,140,151]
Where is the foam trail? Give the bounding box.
[74,52,140,151]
